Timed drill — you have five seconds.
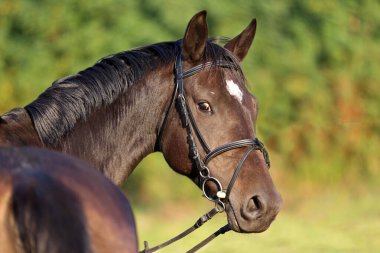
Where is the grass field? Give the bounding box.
[133,185,380,253]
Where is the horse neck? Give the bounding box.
[57,66,173,185]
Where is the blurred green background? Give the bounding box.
[1,0,379,252]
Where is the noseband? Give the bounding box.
[144,41,270,253]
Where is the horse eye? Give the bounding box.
[198,101,212,112]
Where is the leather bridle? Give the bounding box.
[143,41,270,253]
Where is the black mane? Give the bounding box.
[25,40,242,147]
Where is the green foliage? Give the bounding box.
[1,0,379,203]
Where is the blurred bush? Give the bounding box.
[1,0,379,203]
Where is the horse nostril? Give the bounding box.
[246,195,266,214]
[247,196,261,212]
[253,196,262,210]
[242,195,268,220]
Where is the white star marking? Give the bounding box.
[226,80,243,103]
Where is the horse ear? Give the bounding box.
[224,19,257,62]
[182,11,208,62]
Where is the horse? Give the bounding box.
[0,146,138,253]
[0,10,282,235]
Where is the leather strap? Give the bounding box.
[186,225,231,253]
[140,207,221,253]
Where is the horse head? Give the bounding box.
[160,11,282,233]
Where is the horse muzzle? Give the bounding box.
[226,188,282,233]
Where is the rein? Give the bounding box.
[143,41,270,253]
